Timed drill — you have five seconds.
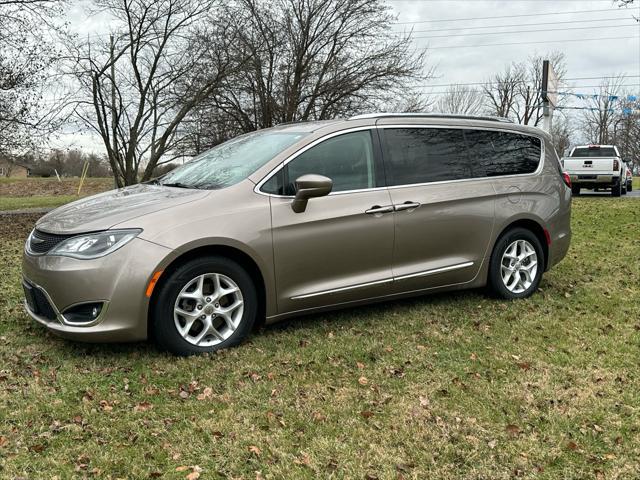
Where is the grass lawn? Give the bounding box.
[0,177,113,211]
[0,195,79,211]
[1,198,639,479]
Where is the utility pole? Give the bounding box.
[110,34,119,188]
[541,60,557,134]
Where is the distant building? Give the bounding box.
[0,158,30,178]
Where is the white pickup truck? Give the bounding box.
[562,145,627,197]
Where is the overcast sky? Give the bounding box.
[54,0,640,152]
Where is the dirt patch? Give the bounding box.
[0,178,113,197]
[0,212,42,241]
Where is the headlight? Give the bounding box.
[49,229,142,259]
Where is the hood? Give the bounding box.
[36,184,210,234]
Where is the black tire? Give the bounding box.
[571,185,580,196]
[622,181,627,195]
[628,182,633,192]
[151,256,258,356]
[487,227,544,300]
[611,181,621,197]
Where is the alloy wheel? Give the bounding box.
[500,239,538,294]
[173,273,244,347]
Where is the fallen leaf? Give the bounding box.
[186,472,200,480]
[469,352,477,361]
[419,396,430,408]
[134,401,153,412]
[176,466,190,472]
[566,441,579,451]
[358,376,368,385]
[517,362,531,371]
[506,424,520,436]
[248,445,261,457]
[356,362,365,370]
[196,387,213,401]
[360,410,374,419]
[488,440,497,449]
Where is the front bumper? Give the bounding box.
[22,237,171,343]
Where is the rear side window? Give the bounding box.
[381,128,471,186]
[464,129,541,177]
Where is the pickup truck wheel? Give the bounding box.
[611,181,622,197]
[571,185,580,196]
[629,182,633,192]
[487,228,544,300]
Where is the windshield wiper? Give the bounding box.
[160,182,197,189]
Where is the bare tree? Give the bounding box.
[612,95,640,170]
[435,84,484,115]
[179,0,427,154]
[0,0,66,155]
[514,52,566,126]
[581,76,626,144]
[71,0,244,186]
[482,65,524,119]
[483,52,566,125]
[550,114,573,156]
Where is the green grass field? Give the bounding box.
[0,198,639,479]
[0,195,79,211]
[0,177,113,211]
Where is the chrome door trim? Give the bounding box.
[394,261,475,282]
[290,261,474,300]
[290,278,393,300]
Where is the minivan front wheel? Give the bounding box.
[488,228,544,300]
[151,256,258,356]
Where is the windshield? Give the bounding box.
[571,147,617,158]
[160,130,309,189]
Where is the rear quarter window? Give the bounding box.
[464,129,541,177]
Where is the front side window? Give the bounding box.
[381,128,471,186]
[160,130,309,189]
[465,129,541,177]
[274,130,376,195]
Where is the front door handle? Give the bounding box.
[394,201,421,211]
[365,205,394,215]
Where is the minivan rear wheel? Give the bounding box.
[151,256,258,356]
[487,228,544,300]
[571,185,580,196]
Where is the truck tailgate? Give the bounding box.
[563,157,616,174]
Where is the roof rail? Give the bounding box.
[348,112,513,123]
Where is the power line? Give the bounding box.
[410,23,638,40]
[422,35,639,50]
[416,76,640,89]
[394,16,637,33]
[394,7,629,25]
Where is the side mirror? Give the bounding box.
[291,174,332,213]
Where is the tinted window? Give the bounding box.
[464,129,541,177]
[570,147,617,157]
[282,130,376,194]
[381,128,470,186]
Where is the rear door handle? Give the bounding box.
[365,205,394,215]
[394,201,421,211]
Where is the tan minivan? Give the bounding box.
[23,114,572,355]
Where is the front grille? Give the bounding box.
[29,229,74,254]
